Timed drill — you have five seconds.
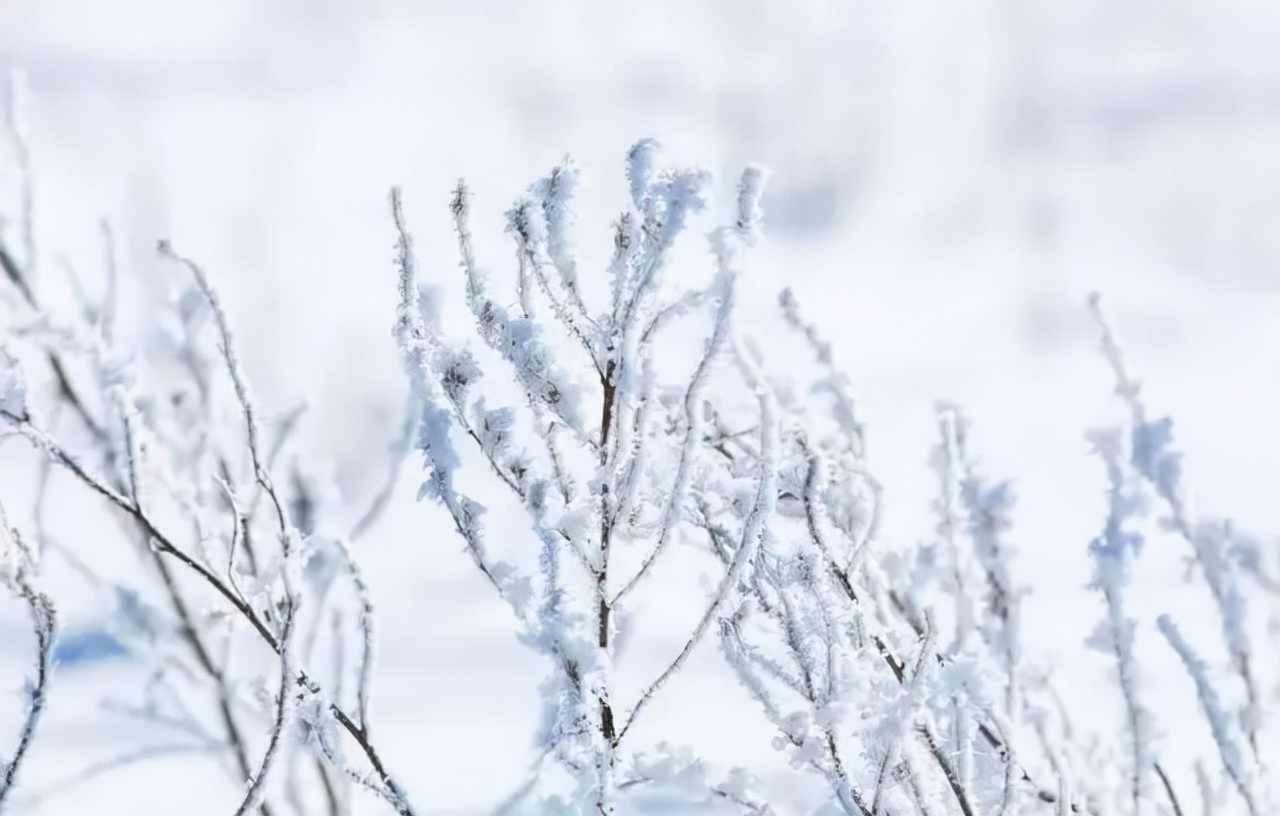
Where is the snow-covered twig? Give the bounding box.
[0,501,57,810]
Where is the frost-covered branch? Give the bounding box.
[1,104,416,812]
[3,83,1275,816]
[0,501,57,810]
[1156,616,1259,815]
[1062,295,1279,815]
[395,143,776,813]
[1084,423,1153,815]
[714,289,1081,815]
[1089,294,1266,762]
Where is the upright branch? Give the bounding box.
[1082,295,1275,815]
[395,143,777,813]
[1089,294,1266,765]
[1084,421,1153,815]
[157,240,290,539]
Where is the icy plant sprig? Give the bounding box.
[1084,295,1275,816]
[1,98,414,811]
[0,499,57,810]
[933,403,1024,720]
[1156,616,1260,816]
[1,288,412,814]
[393,142,777,813]
[716,287,1084,816]
[1089,295,1267,760]
[1083,421,1155,815]
[925,402,1038,809]
[0,279,412,814]
[3,121,286,808]
[615,742,776,815]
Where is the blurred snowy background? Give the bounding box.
[1,3,1278,814]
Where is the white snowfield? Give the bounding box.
[1,4,1277,815]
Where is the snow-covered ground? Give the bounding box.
[1,4,1278,814]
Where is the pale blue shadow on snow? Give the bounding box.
[52,628,128,668]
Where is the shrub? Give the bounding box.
[2,82,1275,814]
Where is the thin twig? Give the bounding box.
[0,504,57,809]
[158,240,289,539]
[234,598,297,816]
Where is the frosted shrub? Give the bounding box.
[711,300,1058,814]
[0,79,415,815]
[1074,295,1275,816]
[1,75,1275,815]
[394,142,1276,816]
[391,142,776,814]
[710,293,1277,815]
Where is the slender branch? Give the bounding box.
[1154,761,1186,816]
[618,303,777,744]
[157,241,289,538]
[0,509,56,810]
[2,410,415,814]
[234,598,297,816]
[611,283,731,605]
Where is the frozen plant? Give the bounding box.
[714,285,1278,816]
[712,294,1073,815]
[1075,297,1277,816]
[2,74,1276,816]
[0,78,416,816]
[390,141,1277,816]
[392,143,776,814]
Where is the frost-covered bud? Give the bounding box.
[626,138,661,210]
[654,168,713,243]
[735,164,770,244]
[536,160,580,239]
[292,691,337,751]
[1130,416,1183,504]
[505,195,548,247]
[783,710,812,742]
